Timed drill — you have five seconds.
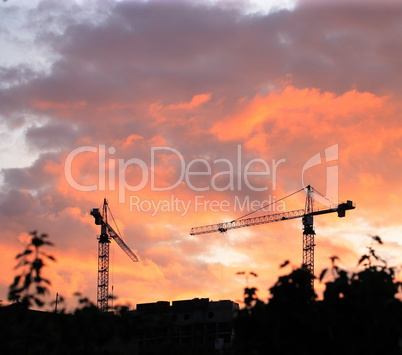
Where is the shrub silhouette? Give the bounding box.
[233,236,402,355]
[2,231,140,354]
[3,232,402,354]
[8,231,55,309]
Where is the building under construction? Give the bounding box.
[131,298,239,353]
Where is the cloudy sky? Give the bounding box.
[1,0,402,309]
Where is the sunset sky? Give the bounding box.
[1,0,402,310]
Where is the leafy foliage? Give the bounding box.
[233,238,402,355]
[8,231,55,309]
[4,232,402,354]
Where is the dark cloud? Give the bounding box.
[2,0,401,123]
[26,121,80,150]
[0,189,39,217]
[2,152,59,190]
[0,65,38,90]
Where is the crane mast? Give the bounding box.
[90,199,139,312]
[97,201,111,312]
[303,185,315,289]
[190,185,355,292]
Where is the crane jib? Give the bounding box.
[189,186,355,295]
[189,201,355,236]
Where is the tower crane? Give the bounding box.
[90,198,139,312]
[190,186,355,291]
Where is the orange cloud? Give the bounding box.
[2,0,402,315]
[211,86,385,142]
[166,93,212,110]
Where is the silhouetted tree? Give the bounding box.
[233,236,402,355]
[8,231,55,309]
[4,232,402,354]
